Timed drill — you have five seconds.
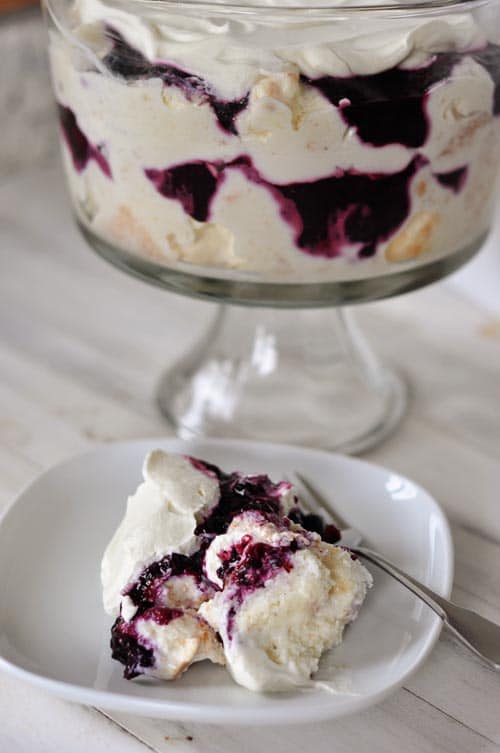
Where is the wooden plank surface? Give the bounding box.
[1,165,500,752]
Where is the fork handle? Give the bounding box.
[356,546,500,671]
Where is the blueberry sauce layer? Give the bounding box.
[68,33,500,262]
[218,540,295,590]
[220,541,297,640]
[305,46,500,148]
[434,166,468,193]
[111,607,184,679]
[146,155,425,258]
[103,29,248,135]
[58,105,112,178]
[110,616,155,679]
[188,459,294,539]
[100,31,500,146]
[124,550,212,616]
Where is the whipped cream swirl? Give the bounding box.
[68,0,486,97]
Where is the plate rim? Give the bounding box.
[0,437,454,724]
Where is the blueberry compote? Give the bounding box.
[305,47,500,149]
[110,617,155,679]
[216,539,297,640]
[58,105,111,178]
[146,155,424,259]
[434,166,469,193]
[103,29,248,135]
[85,31,500,260]
[110,456,338,679]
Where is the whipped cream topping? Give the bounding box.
[70,0,486,98]
[101,450,219,616]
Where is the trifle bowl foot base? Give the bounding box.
[157,305,407,454]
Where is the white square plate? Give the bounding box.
[0,438,452,724]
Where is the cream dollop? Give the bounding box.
[101,450,219,616]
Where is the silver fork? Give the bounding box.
[293,471,500,672]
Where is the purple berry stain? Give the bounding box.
[102,30,500,144]
[434,166,468,193]
[145,162,222,222]
[124,550,213,615]
[103,29,248,136]
[57,105,112,178]
[110,617,154,679]
[306,45,500,147]
[146,154,425,258]
[220,541,296,641]
[110,607,183,679]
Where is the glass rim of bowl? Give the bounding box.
[45,0,499,22]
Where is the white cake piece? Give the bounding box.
[200,511,372,691]
[134,611,225,680]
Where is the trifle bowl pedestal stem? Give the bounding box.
[157,304,407,453]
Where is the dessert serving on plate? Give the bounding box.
[102,450,372,691]
[46,0,500,284]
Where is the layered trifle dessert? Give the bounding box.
[45,0,500,283]
[102,450,372,691]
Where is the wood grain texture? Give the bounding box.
[1,164,500,752]
[0,8,58,176]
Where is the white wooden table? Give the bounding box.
[1,164,500,752]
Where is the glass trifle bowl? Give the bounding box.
[44,0,500,450]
